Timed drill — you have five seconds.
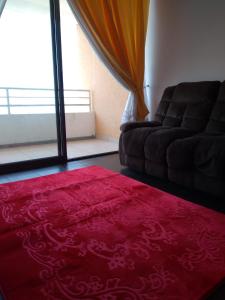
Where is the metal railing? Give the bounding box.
[0,87,91,115]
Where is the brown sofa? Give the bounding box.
[119,81,225,198]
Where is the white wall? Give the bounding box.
[0,112,95,146]
[147,0,225,118]
[65,112,95,139]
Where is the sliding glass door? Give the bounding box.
[0,0,66,169]
[0,0,121,173]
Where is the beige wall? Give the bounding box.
[91,56,128,140]
[146,0,225,118]
[77,27,128,140]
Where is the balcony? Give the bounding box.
[0,87,118,164]
[0,0,128,166]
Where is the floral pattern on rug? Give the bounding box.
[0,166,225,300]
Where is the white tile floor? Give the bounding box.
[0,139,118,164]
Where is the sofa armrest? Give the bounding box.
[120,121,161,132]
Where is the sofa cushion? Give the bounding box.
[167,135,201,169]
[162,102,186,127]
[206,81,225,133]
[144,127,195,164]
[162,81,220,131]
[181,100,214,131]
[154,86,176,123]
[172,81,219,104]
[122,126,168,158]
[194,135,225,179]
[167,132,224,170]
[168,133,225,197]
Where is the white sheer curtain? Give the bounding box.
[121,93,136,123]
[121,85,150,123]
[0,0,7,17]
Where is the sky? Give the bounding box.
[0,0,86,90]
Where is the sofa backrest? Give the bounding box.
[154,86,176,124]
[154,81,220,132]
[206,81,225,133]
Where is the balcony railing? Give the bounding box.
[0,87,91,115]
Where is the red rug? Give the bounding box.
[0,166,225,300]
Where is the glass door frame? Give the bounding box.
[0,0,67,174]
[50,0,67,161]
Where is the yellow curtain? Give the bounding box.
[67,0,149,121]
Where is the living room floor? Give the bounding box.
[0,153,224,299]
[0,139,118,164]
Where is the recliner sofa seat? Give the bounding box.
[119,80,225,198]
